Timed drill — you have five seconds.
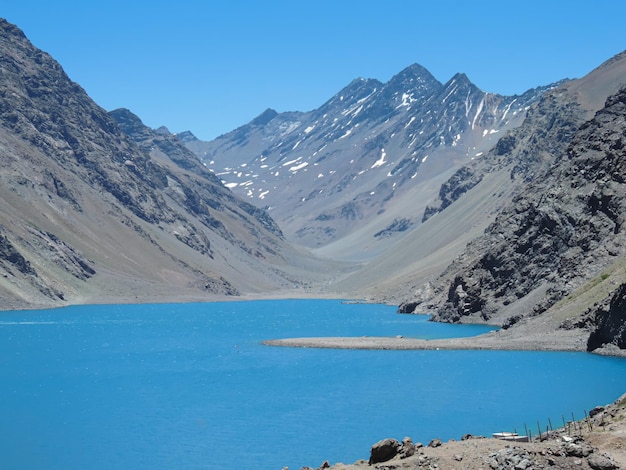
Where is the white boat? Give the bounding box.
[492,432,529,442]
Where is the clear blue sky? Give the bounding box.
[4,1,626,140]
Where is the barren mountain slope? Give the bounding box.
[394,82,626,352]
[333,50,626,309]
[183,66,558,254]
[0,18,334,309]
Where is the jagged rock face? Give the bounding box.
[423,85,585,221]
[0,233,36,276]
[588,283,626,351]
[109,108,284,239]
[0,18,312,306]
[432,87,626,324]
[0,19,178,225]
[422,166,485,222]
[184,65,555,247]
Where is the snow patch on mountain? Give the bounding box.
[289,162,308,172]
[371,148,387,169]
[181,62,560,248]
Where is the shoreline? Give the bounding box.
[0,290,350,313]
[5,292,625,358]
[262,335,583,352]
[319,391,626,469]
[263,331,626,357]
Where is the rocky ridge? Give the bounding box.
[181,65,559,251]
[108,107,284,241]
[0,18,329,308]
[399,66,626,352]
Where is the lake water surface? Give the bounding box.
[1,299,625,469]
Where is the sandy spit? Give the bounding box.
[262,330,590,353]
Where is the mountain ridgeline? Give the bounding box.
[181,65,560,251]
[398,52,626,352]
[0,18,327,307]
[1,16,626,354]
[176,43,626,350]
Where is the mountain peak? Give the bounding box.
[442,72,479,93]
[0,18,27,41]
[449,72,471,83]
[389,63,439,87]
[333,76,383,98]
[175,130,198,142]
[109,108,144,129]
[188,58,550,251]
[404,62,437,77]
[251,108,278,126]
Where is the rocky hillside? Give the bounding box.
[398,59,626,352]
[0,18,329,308]
[108,107,284,240]
[180,65,559,252]
[422,51,626,223]
[421,83,587,222]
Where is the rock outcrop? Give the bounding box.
[588,283,626,351]
[416,86,626,337]
[369,438,401,464]
[368,437,416,464]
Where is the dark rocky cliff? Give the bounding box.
[588,283,626,351]
[420,86,626,348]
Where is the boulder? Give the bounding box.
[428,438,443,448]
[587,453,619,470]
[369,438,400,464]
[589,405,605,417]
[398,437,415,458]
[397,301,419,313]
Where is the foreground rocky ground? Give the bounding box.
[301,393,626,470]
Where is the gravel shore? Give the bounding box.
[263,328,589,353]
[297,393,626,470]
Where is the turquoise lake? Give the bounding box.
[1,299,625,469]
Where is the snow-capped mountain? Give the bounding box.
[183,64,562,251]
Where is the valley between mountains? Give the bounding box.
[1,16,626,359]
